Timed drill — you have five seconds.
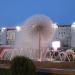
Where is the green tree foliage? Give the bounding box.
[11,56,36,75]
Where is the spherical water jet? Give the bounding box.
[3,15,54,60]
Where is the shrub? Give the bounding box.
[11,56,36,75]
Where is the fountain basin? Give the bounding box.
[0,60,75,75]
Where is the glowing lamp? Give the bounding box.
[53,23,58,29]
[1,27,6,32]
[71,22,75,28]
[52,41,60,51]
[16,26,21,31]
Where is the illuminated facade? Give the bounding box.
[0,24,75,48]
[53,25,71,48]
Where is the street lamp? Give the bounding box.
[16,26,21,31]
[1,27,6,32]
[52,41,60,51]
[53,23,58,29]
[71,22,75,28]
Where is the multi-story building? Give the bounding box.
[53,23,75,48]
[6,28,16,45]
[0,24,75,48]
[0,28,7,45]
[54,25,71,48]
[71,23,75,48]
[0,28,16,46]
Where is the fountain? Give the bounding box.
[9,14,54,60]
[1,15,75,75]
[1,14,75,62]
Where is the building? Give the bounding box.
[0,28,16,46]
[0,24,75,48]
[53,23,75,48]
[6,28,16,45]
[0,28,7,45]
[54,25,71,48]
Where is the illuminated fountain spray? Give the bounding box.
[11,14,54,60]
[3,15,74,61]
